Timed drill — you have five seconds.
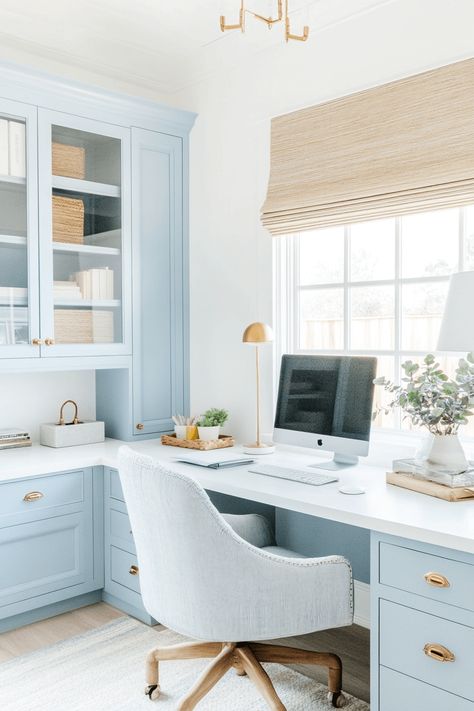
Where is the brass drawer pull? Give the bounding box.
[129,565,139,576]
[136,423,144,431]
[32,338,44,346]
[424,572,450,588]
[424,643,455,663]
[44,338,55,346]
[23,491,44,502]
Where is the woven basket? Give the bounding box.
[161,434,235,451]
[54,309,114,344]
[52,195,85,244]
[52,142,86,179]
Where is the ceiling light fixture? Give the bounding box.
[220,0,309,43]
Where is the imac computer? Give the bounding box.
[273,354,377,471]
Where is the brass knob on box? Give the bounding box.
[424,572,450,588]
[129,565,139,576]
[423,643,455,663]
[32,338,43,346]
[44,338,55,346]
[23,491,44,502]
[136,423,144,430]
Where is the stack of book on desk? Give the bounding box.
[0,428,32,450]
[388,458,474,501]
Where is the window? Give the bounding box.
[274,205,474,432]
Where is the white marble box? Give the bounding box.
[40,421,105,448]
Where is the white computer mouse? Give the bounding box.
[338,485,366,495]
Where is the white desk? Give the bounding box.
[1,438,472,555]
[2,439,474,710]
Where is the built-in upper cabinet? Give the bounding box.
[38,111,131,356]
[0,99,39,358]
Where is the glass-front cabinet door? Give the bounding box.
[38,110,131,356]
[0,99,39,358]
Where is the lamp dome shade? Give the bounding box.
[242,322,274,344]
[437,271,474,352]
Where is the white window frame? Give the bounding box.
[273,207,474,443]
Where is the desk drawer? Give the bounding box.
[380,666,472,711]
[110,546,141,594]
[109,469,124,503]
[379,542,474,612]
[110,508,135,552]
[0,471,84,520]
[380,600,474,700]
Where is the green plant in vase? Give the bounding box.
[374,353,474,470]
[197,408,229,441]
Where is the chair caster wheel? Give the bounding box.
[145,684,161,700]
[328,691,346,707]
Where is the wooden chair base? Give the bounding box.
[144,640,346,710]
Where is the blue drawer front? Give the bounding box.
[110,508,135,553]
[0,512,92,608]
[380,667,472,711]
[380,599,474,701]
[0,470,85,522]
[109,469,124,502]
[380,541,474,612]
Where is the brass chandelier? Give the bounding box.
[220,0,309,43]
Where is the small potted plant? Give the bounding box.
[374,353,474,470]
[197,408,229,441]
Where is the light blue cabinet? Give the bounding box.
[96,129,188,439]
[0,467,104,632]
[371,532,474,710]
[0,61,194,373]
[102,467,154,623]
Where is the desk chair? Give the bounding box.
[118,447,353,709]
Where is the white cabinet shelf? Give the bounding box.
[0,235,27,248]
[54,299,121,308]
[0,175,26,187]
[52,175,120,198]
[52,242,120,256]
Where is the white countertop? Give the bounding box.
[1,438,473,555]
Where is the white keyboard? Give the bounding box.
[249,464,338,487]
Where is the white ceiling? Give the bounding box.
[0,0,394,96]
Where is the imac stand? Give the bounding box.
[309,453,359,471]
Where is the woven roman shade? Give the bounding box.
[262,59,474,235]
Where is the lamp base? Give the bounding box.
[243,442,275,455]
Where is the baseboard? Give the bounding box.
[0,590,102,634]
[353,580,370,629]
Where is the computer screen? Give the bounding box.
[274,354,377,468]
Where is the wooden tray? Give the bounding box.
[387,471,474,501]
[161,434,235,451]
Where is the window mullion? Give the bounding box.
[344,225,350,353]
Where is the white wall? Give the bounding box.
[173,0,474,442]
[0,371,95,443]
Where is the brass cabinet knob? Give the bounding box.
[424,572,450,588]
[423,643,455,663]
[23,491,44,502]
[129,565,139,576]
[136,423,144,430]
[44,338,55,346]
[32,338,44,346]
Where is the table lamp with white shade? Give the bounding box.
[438,270,474,353]
[242,321,275,455]
[434,270,474,472]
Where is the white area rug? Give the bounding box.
[0,617,369,710]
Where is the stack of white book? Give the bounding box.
[73,268,114,300]
[0,428,32,450]
[53,280,82,301]
[0,120,26,178]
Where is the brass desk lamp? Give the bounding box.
[242,321,275,455]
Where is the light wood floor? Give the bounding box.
[0,603,370,703]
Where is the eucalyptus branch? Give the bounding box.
[373,353,474,435]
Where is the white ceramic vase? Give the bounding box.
[418,433,468,470]
[197,425,220,441]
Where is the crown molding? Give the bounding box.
[0,59,197,136]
